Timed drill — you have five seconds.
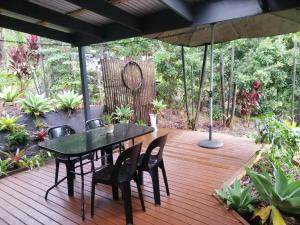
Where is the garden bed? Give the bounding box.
[0,104,104,176]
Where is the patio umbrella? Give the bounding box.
[147,6,300,149]
[147,8,300,47]
[197,24,224,148]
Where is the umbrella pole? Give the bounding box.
[198,24,223,149]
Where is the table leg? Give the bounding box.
[79,156,85,220]
[66,159,75,196]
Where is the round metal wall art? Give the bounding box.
[121,61,144,91]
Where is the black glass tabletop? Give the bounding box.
[39,123,154,156]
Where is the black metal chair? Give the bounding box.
[86,118,104,130]
[91,143,145,225]
[48,125,80,184]
[86,118,124,165]
[137,134,169,205]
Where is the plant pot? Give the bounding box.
[119,120,129,124]
[105,124,114,134]
[149,114,157,131]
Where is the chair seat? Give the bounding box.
[93,164,133,184]
[138,153,158,168]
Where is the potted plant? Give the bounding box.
[114,105,134,123]
[103,114,114,134]
[150,99,166,130]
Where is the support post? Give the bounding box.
[78,46,91,123]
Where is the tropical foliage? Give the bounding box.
[255,114,300,166]
[0,159,11,176]
[247,165,300,224]
[20,93,52,117]
[151,99,167,114]
[0,86,20,103]
[56,90,82,112]
[114,105,134,122]
[216,179,254,215]
[103,114,114,125]
[6,129,29,146]
[0,115,21,132]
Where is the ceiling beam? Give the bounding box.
[0,15,74,43]
[64,0,141,32]
[159,0,193,22]
[74,9,190,45]
[263,0,300,12]
[0,0,102,37]
[74,0,263,45]
[193,0,262,26]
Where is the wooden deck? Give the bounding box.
[0,128,258,225]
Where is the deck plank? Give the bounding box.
[0,128,257,225]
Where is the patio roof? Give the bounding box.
[0,0,299,46]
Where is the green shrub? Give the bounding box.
[6,129,29,146]
[135,120,146,126]
[215,179,253,215]
[255,114,300,166]
[0,86,20,103]
[247,164,300,224]
[0,159,11,176]
[19,151,53,170]
[151,99,167,114]
[114,105,134,122]
[103,114,113,125]
[212,106,223,121]
[0,115,21,132]
[20,93,52,117]
[56,90,82,112]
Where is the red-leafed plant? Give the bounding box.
[237,80,261,126]
[34,129,47,142]
[9,46,31,91]
[8,35,40,92]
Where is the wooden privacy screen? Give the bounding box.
[100,58,155,124]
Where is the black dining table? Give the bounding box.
[39,123,154,219]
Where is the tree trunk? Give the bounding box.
[0,28,4,65]
[193,44,208,131]
[39,38,49,97]
[291,39,297,120]
[181,46,191,127]
[219,52,226,126]
[228,82,237,128]
[227,46,235,117]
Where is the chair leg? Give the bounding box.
[138,170,144,185]
[55,159,59,184]
[150,166,161,205]
[101,150,105,165]
[135,173,146,212]
[91,179,96,217]
[112,185,119,200]
[122,181,133,225]
[159,160,170,196]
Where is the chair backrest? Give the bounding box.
[86,118,104,130]
[112,143,142,184]
[140,134,168,169]
[48,125,75,139]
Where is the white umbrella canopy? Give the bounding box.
[147,8,300,47]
